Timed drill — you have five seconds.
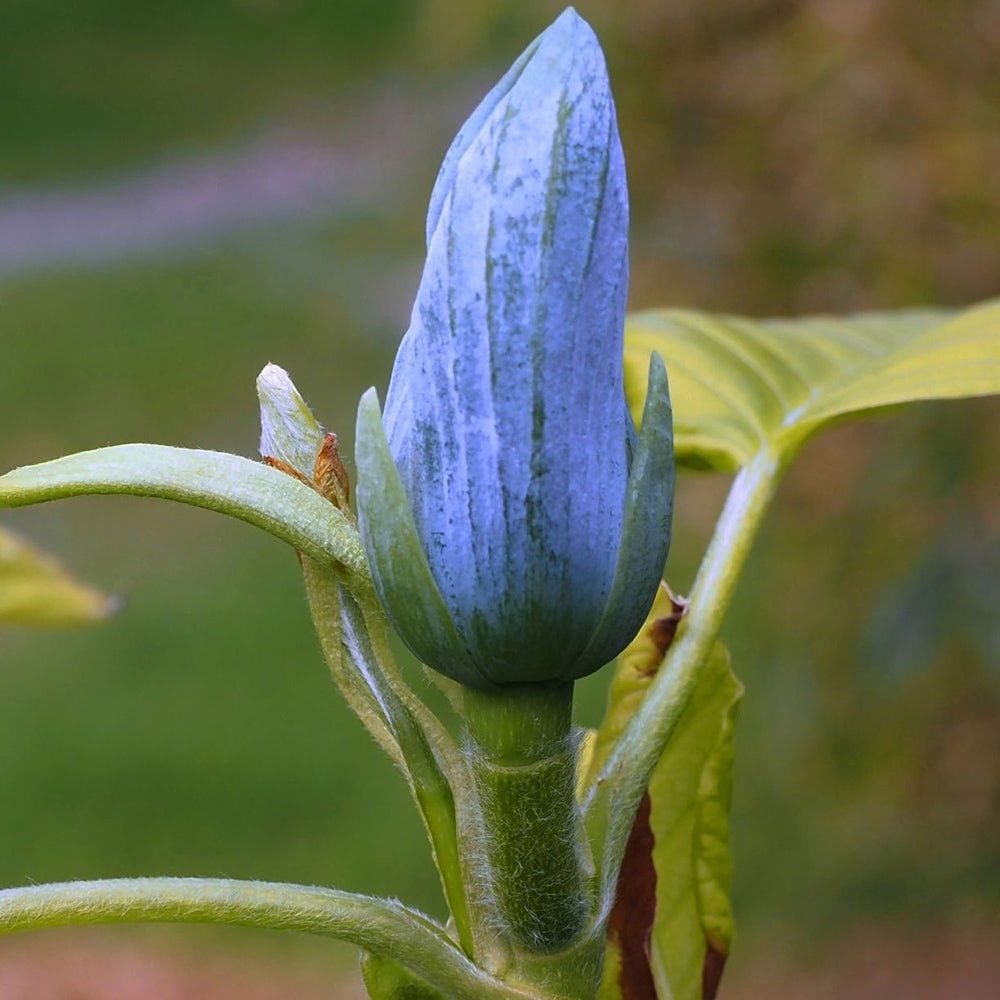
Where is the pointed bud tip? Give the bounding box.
[256,362,294,395]
[425,6,609,245]
[551,7,593,35]
[539,7,601,56]
[358,386,381,415]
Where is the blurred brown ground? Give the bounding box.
[0,932,362,1000]
[2,919,999,999]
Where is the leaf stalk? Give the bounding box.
[584,447,782,913]
[0,877,536,1000]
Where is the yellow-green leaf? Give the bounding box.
[584,582,687,794]
[0,525,115,626]
[596,938,625,1000]
[592,585,741,1000]
[648,643,741,1000]
[625,298,1000,471]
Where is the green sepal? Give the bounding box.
[575,352,674,674]
[354,388,487,688]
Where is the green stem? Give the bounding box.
[302,561,478,960]
[0,445,369,588]
[463,683,591,955]
[584,447,782,910]
[355,598,481,961]
[0,878,533,1000]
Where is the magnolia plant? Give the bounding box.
[1,9,997,1000]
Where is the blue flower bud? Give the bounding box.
[356,8,674,688]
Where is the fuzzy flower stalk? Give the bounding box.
[354,8,674,956]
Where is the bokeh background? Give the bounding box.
[1,1,997,996]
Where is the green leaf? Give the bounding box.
[625,298,1000,471]
[592,585,741,1000]
[0,525,115,626]
[0,445,370,588]
[596,939,625,1000]
[648,643,741,1000]
[354,389,483,687]
[583,583,688,796]
[577,352,675,672]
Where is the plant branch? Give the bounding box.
[584,447,782,913]
[0,878,532,1000]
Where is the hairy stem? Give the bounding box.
[585,447,781,910]
[463,683,591,956]
[302,560,478,959]
[0,878,533,1000]
[0,445,369,586]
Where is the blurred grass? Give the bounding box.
[0,0,417,181]
[0,0,997,976]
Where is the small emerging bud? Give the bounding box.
[256,363,353,514]
[257,363,325,480]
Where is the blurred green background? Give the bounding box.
[1,1,997,995]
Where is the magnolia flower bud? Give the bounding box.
[356,8,674,688]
